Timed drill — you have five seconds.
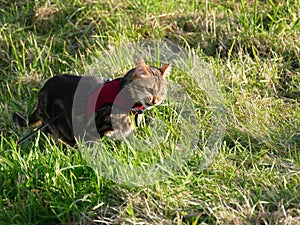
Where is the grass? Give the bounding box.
[0,0,299,224]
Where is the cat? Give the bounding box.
[13,58,171,146]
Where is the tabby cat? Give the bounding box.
[13,58,171,146]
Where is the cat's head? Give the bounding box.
[122,58,171,111]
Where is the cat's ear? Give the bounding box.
[159,63,171,77]
[134,58,151,78]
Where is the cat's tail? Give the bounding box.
[13,109,42,128]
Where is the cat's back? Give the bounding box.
[41,74,105,92]
[39,74,81,96]
[38,74,108,110]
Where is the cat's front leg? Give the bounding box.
[104,114,134,140]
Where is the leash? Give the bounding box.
[16,107,144,146]
[16,106,73,146]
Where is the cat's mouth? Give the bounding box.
[142,101,155,109]
[133,98,158,111]
[134,102,144,108]
[131,103,145,113]
[145,103,153,107]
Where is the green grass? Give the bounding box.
[1,0,299,224]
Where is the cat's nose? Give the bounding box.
[152,96,161,105]
[146,96,161,106]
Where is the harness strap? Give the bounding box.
[87,78,145,117]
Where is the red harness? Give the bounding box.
[87,79,145,117]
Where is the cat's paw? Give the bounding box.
[104,130,115,138]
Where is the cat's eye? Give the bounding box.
[146,87,154,93]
